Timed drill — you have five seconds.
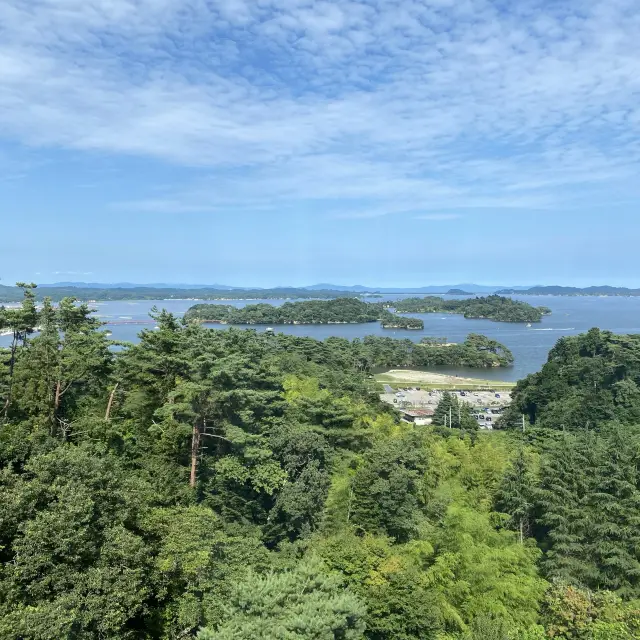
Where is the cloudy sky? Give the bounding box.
[1,0,639,286]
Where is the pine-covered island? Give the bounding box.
[184,295,549,329]
[391,294,552,323]
[184,298,424,330]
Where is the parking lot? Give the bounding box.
[380,387,512,429]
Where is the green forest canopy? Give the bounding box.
[185,298,425,330]
[393,295,552,323]
[501,328,640,431]
[1,286,639,640]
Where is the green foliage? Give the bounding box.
[540,583,640,639]
[185,298,425,330]
[350,432,431,542]
[0,284,363,303]
[312,532,445,639]
[195,556,366,639]
[504,328,640,430]
[433,392,479,430]
[355,334,513,369]
[379,310,424,330]
[496,448,538,542]
[393,295,549,323]
[4,302,640,640]
[0,444,151,639]
[537,428,640,596]
[186,298,383,324]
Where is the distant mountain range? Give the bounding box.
[42,281,532,293]
[3,282,639,304]
[496,285,640,296]
[41,281,243,290]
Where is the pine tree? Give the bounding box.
[433,392,478,430]
[586,428,640,596]
[496,448,537,543]
[2,282,38,420]
[196,556,366,639]
[538,433,600,587]
[433,391,456,427]
[11,297,60,429]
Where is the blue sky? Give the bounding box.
[1,0,639,287]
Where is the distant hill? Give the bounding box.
[303,283,372,292]
[0,285,359,303]
[304,283,531,293]
[35,282,532,294]
[496,286,640,297]
[446,289,474,295]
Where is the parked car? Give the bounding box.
[495,393,501,398]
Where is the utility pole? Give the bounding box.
[522,414,526,433]
[190,420,200,488]
[449,406,452,429]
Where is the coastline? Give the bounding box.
[375,369,516,390]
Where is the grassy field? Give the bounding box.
[374,370,516,391]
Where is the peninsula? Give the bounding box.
[0,284,363,304]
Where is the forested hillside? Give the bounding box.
[501,328,640,430]
[0,284,362,303]
[1,286,639,639]
[393,295,552,323]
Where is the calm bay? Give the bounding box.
[3,294,640,382]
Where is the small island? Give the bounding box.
[379,312,423,330]
[391,294,550,323]
[446,288,473,295]
[356,333,513,368]
[185,298,425,330]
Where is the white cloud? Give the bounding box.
[1,0,639,216]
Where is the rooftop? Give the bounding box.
[399,409,435,417]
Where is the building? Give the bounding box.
[398,409,434,426]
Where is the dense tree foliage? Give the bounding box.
[502,328,640,430]
[356,334,514,368]
[379,311,424,330]
[392,295,551,323]
[432,391,479,430]
[184,298,425,330]
[1,299,639,639]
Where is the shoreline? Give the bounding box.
[375,369,516,389]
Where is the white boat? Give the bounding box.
[526,323,532,328]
